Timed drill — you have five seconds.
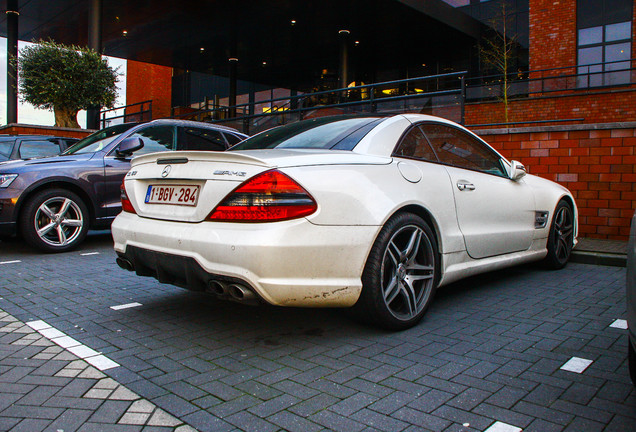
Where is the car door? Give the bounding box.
[102,125,176,218]
[420,123,536,259]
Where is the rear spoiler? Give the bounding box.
[131,151,272,168]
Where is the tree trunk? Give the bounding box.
[54,106,80,128]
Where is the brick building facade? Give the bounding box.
[480,123,636,239]
[107,0,636,239]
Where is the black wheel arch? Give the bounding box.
[392,205,442,251]
[15,179,96,229]
[557,195,576,216]
[552,194,577,236]
[376,204,444,280]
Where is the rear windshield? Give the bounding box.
[229,116,384,151]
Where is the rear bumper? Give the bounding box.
[112,212,380,307]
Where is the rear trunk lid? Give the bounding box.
[125,149,390,222]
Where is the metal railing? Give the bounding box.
[174,72,467,135]
[465,59,636,101]
[100,100,153,129]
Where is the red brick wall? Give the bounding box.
[529,0,577,72]
[479,125,636,240]
[126,60,173,119]
[466,89,636,126]
[0,124,93,138]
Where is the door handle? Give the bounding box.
[456,181,475,191]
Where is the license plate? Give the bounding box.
[145,184,200,206]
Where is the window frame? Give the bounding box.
[392,122,509,179]
[576,0,633,88]
[106,124,177,158]
[17,138,64,160]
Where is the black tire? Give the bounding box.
[544,200,575,269]
[19,188,89,253]
[355,213,439,330]
[629,339,636,387]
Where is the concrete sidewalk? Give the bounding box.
[571,238,628,267]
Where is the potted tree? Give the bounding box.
[15,40,118,128]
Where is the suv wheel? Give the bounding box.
[20,189,89,253]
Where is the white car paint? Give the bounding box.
[112,114,577,318]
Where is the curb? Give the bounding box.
[571,250,627,267]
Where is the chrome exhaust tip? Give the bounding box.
[116,257,134,272]
[207,280,228,296]
[228,284,258,304]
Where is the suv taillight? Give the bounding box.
[208,169,317,222]
[120,180,136,214]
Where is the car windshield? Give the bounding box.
[63,123,139,155]
[230,116,384,151]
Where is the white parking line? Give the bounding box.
[26,320,51,331]
[80,252,101,256]
[0,260,21,265]
[560,357,593,373]
[110,302,143,311]
[25,319,119,370]
[610,319,628,329]
[484,421,522,432]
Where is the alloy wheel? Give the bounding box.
[380,224,435,321]
[34,197,84,247]
[553,205,574,262]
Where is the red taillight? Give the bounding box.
[208,169,317,222]
[120,181,136,214]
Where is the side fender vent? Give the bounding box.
[535,211,549,229]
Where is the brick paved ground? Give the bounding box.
[0,232,634,431]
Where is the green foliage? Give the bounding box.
[16,40,118,113]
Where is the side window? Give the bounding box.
[224,133,242,146]
[0,139,13,159]
[18,139,62,159]
[420,124,506,177]
[179,127,226,151]
[60,138,79,149]
[393,126,437,162]
[128,126,176,155]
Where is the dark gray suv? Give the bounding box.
[0,119,247,252]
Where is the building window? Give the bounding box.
[577,0,633,88]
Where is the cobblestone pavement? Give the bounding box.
[0,232,634,432]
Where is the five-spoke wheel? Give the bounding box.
[545,200,574,269]
[20,189,89,252]
[357,213,439,330]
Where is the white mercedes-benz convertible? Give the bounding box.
[112,114,577,329]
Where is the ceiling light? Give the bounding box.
[291,19,296,25]
[122,30,128,36]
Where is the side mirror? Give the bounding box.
[116,137,144,158]
[509,160,527,181]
